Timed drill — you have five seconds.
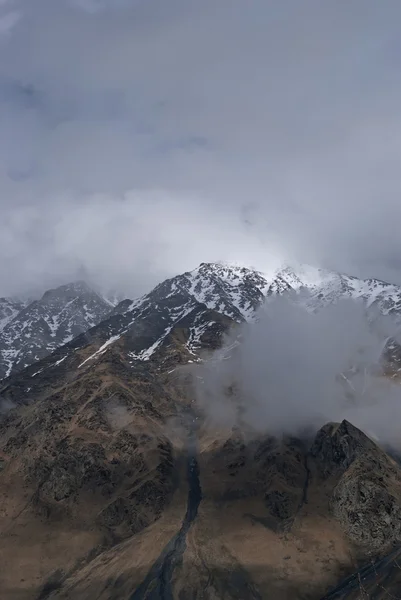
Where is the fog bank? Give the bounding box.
[196,296,401,446]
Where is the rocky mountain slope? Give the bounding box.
[120,260,401,331]
[173,261,401,319]
[0,281,118,380]
[0,267,247,394]
[2,261,401,383]
[2,262,401,598]
[1,316,401,599]
[12,260,401,383]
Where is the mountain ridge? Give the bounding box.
[2,263,401,598]
[0,280,119,379]
[3,260,401,383]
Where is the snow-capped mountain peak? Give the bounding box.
[114,262,401,363]
[4,261,401,382]
[141,262,270,323]
[273,264,401,315]
[0,280,115,378]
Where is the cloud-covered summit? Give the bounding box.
[1,1,401,295]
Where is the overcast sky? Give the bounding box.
[1,0,401,297]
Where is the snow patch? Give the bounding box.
[129,326,175,361]
[53,355,68,367]
[31,368,44,377]
[78,334,122,368]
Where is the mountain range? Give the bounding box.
[2,261,401,383]
[2,262,401,599]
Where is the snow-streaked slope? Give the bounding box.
[116,262,401,363]
[129,261,401,323]
[136,262,270,322]
[0,281,115,378]
[4,261,401,382]
[0,297,25,332]
[72,262,395,370]
[81,263,270,366]
[275,264,401,315]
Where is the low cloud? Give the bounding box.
[1,2,401,294]
[195,296,401,447]
[0,10,20,35]
[0,191,276,298]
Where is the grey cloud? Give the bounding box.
[196,296,401,447]
[0,0,21,36]
[0,191,273,297]
[0,11,20,35]
[1,1,401,294]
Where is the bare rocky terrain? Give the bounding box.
[2,263,401,599]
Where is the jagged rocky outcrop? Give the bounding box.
[311,420,378,477]
[312,420,401,551]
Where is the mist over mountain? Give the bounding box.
[3,261,401,446]
[196,294,401,446]
[1,2,401,298]
[2,261,401,598]
[3,2,401,598]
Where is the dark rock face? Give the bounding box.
[310,420,378,477]
[36,440,111,502]
[331,464,401,551]
[312,419,401,551]
[265,490,297,520]
[23,426,177,539]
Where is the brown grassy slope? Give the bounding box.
[0,337,191,600]
[2,318,401,599]
[36,419,401,600]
